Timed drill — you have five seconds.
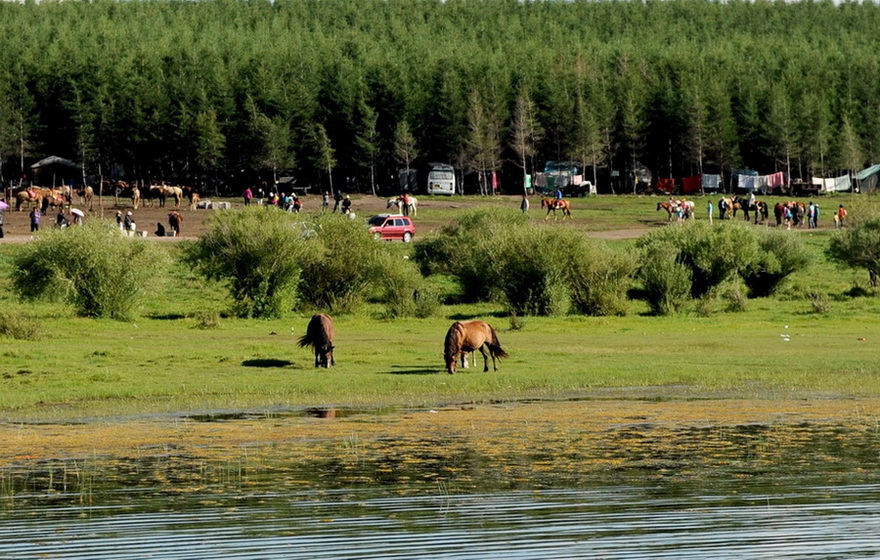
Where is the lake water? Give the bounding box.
[2,403,879,558]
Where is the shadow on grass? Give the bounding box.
[242,358,295,368]
[383,365,443,375]
[448,311,512,320]
[148,313,186,320]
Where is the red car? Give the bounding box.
[368,214,415,242]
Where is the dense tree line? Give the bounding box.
[3,0,880,194]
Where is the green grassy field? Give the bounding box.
[1,193,878,421]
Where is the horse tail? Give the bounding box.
[485,325,509,360]
[298,314,333,348]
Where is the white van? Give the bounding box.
[426,163,456,195]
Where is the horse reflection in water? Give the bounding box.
[443,320,508,374]
[298,314,336,368]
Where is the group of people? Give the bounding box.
[670,198,695,221]
[323,191,352,214]
[243,185,303,213]
[111,209,183,237]
[28,207,85,232]
[779,201,847,230]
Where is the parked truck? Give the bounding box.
[535,161,595,197]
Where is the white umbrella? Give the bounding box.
[70,208,85,217]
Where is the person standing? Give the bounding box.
[0,204,5,238]
[837,204,847,229]
[29,208,41,233]
[243,186,253,206]
[322,192,330,212]
[341,195,352,215]
[807,202,816,229]
[520,194,530,214]
[707,200,714,225]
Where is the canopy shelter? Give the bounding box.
[30,156,82,187]
[854,164,880,192]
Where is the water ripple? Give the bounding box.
[2,485,879,559]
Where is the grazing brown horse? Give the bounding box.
[443,320,509,374]
[541,198,572,220]
[298,314,335,368]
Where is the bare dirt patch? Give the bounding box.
[1,194,651,242]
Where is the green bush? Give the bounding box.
[414,209,634,316]
[489,228,572,315]
[186,207,308,318]
[741,230,813,297]
[827,215,880,287]
[413,208,523,303]
[567,239,637,316]
[639,221,759,298]
[638,243,693,315]
[0,309,43,340]
[377,253,442,318]
[11,221,167,320]
[298,214,397,313]
[637,221,812,312]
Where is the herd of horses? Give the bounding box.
[121,182,200,210]
[11,182,200,212]
[657,195,775,225]
[13,185,85,212]
[297,314,508,374]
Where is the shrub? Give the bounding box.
[489,227,573,315]
[635,221,809,313]
[297,214,395,313]
[376,252,441,318]
[567,239,637,316]
[722,282,748,313]
[412,208,525,302]
[741,230,812,297]
[638,243,692,315]
[639,221,760,298]
[0,309,43,340]
[186,207,308,318]
[414,208,635,316]
[11,221,167,320]
[192,310,221,329]
[827,216,880,287]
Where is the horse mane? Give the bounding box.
[444,321,465,358]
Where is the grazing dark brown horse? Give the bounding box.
[541,198,572,220]
[298,314,335,368]
[443,320,509,374]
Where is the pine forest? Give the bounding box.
[2,0,880,193]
